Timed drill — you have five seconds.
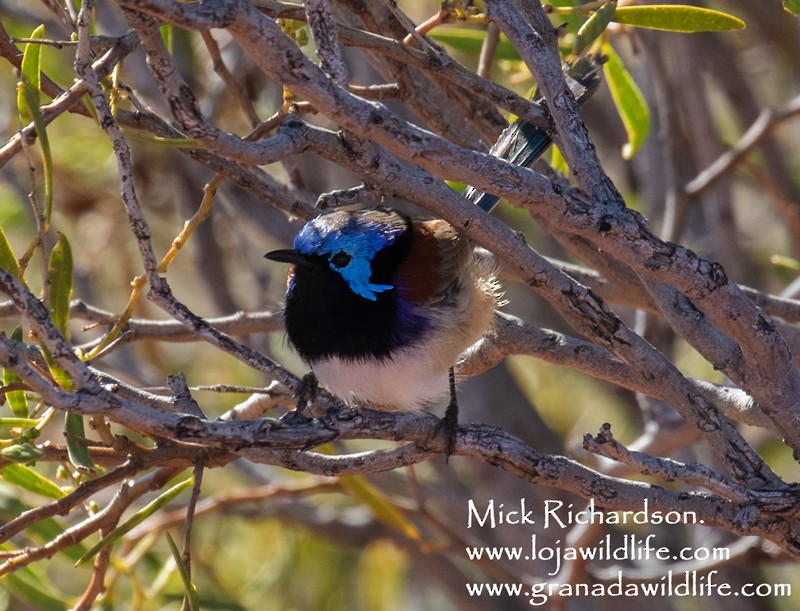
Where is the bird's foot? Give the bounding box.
[436,367,459,462]
[281,371,318,424]
[438,400,459,461]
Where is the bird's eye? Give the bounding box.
[330,251,352,268]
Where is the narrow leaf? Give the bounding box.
[613,5,745,32]
[0,491,88,561]
[166,531,200,611]
[16,25,44,125]
[76,477,193,566]
[122,129,198,147]
[549,145,569,176]
[48,232,73,339]
[0,225,20,277]
[784,0,800,15]
[429,28,521,61]
[574,1,616,55]
[4,327,29,417]
[46,234,94,470]
[0,443,46,464]
[64,412,96,473]
[160,23,174,53]
[339,476,419,540]
[770,254,800,270]
[602,42,650,159]
[16,26,53,227]
[0,418,40,428]
[1,568,68,611]
[0,463,66,499]
[40,344,73,391]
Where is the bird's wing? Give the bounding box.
[395,219,471,307]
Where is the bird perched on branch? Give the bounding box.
[266,56,604,457]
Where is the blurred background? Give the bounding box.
[1,1,800,609]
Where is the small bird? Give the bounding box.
[265,208,500,453]
[266,56,603,455]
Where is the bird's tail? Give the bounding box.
[465,54,606,213]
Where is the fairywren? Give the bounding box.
[265,209,500,413]
[266,56,603,454]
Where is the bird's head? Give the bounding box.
[265,209,412,301]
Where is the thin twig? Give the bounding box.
[180,457,206,609]
[304,0,348,85]
[0,459,140,544]
[200,30,261,127]
[686,94,800,195]
[583,423,754,503]
[477,22,500,79]
[0,468,181,576]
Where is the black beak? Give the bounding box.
[264,249,310,265]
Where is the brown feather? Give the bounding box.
[395,220,469,305]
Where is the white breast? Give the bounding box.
[311,251,500,411]
[311,347,450,411]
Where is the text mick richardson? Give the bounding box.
[467,498,702,529]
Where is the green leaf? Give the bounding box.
[0,463,66,499]
[122,129,199,148]
[0,418,40,428]
[784,0,800,15]
[771,254,800,270]
[160,23,174,53]
[0,442,46,464]
[46,233,86,472]
[48,232,73,339]
[1,566,68,611]
[339,476,420,540]
[38,233,90,473]
[40,343,73,391]
[16,26,53,228]
[549,144,569,176]
[0,489,88,561]
[16,25,44,125]
[4,327,29,417]
[76,476,194,566]
[0,225,20,277]
[602,42,650,159]
[64,412,96,473]
[429,28,521,61]
[574,1,616,55]
[613,5,745,32]
[166,531,200,611]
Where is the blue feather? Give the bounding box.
[465,55,605,213]
[293,211,406,301]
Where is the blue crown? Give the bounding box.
[293,210,407,301]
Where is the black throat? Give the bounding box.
[282,226,416,363]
